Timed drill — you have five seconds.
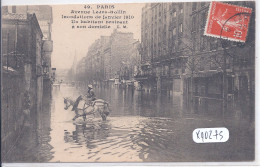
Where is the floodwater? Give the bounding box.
[5,84,254,162]
[49,85,187,162]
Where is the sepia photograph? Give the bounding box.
[1,1,256,163]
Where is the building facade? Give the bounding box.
[185,1,255,117]
[140,2,255,116]
[1,6,54,160]
[75,29,140,85]
[2,12,44,159]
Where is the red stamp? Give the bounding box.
[204,1,252,42]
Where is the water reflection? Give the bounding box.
[60,114,181,162]
[64,122,111,149]
[85,85,184,118]
[3,88,54,162]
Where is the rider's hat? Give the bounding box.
[88,84,93,89]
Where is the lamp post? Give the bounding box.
[51,68,56,83]
[42,62,49,78]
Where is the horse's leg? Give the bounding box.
[72,115,78,121]
[64,100,69,110]
[98,108,106,121]
[73,110,80,120]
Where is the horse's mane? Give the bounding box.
[64,97,74,102]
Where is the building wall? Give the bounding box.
[140,2,255,116]
[81,29,138,83]
[140,2,190,92]
[1,13,44,159]
[10,5,54,84]
[1,72,26,160]
[109,30,135,79]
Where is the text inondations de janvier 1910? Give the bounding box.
[61,5,135,29]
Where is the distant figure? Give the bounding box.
[72,84,96,111]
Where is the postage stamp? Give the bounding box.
[204,1,252,42]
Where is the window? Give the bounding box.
[192,33,196,50]
[226,57,231,69]
[180,5,183,14]
[163,66,169,75]
[201,12,207,28]
[172,27,176,35]
[201,2,206,7]
[200,36,207,51]
[164,25,166,38]
[158,43,161,55]
[178,39,182,50]
[192,17,196,31]
[173,11,177,17]
[179,23,183,33]
[192,3,196,12]
[172,40,176,53]
[221,40,231,48]
[210,39,218,50]
[198,57,205,71]
[210,55,218,70]
[12,6,16,13]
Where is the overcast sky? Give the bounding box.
[51,3,144,70]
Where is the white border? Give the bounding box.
[1,0,259,166]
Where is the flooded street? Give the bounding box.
[6,84,254,162]
[49,85,187,162]
[1,2,256,165]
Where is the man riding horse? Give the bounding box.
[72,84,96,111]
[65,84,110,121]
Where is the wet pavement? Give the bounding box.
[4,84,254,162]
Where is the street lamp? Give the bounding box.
[36,62,49,77]
[42,62,49,77]
[51,68,56,82]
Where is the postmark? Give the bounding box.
[204,1,252,42]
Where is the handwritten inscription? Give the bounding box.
[193,127,229,143]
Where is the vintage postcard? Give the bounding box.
[1,1,255,163]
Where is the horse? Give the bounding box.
[64,97,75,110]
[63,97,110,121]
